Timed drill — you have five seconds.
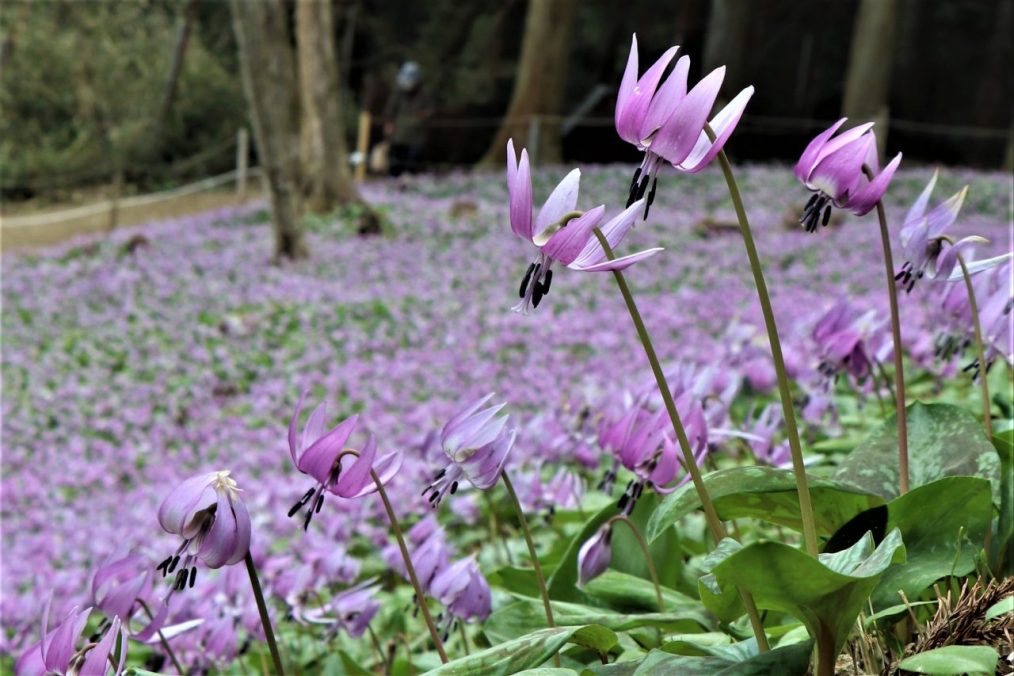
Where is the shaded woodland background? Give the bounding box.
[1,0,1011,206]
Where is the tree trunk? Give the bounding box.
[842,0,897,122]
[229,0,307,259]
[152,0,199,148]
[479,0,578,166]
[296,0,380,233]
[703,0,752,94]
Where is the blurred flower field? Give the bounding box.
[2,164,1010,672]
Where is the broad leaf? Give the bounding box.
[992,422,1013,575]
[897,645,998,675]
[580,570,700,613]
[871,477,992,608]
[834,402,1000,500]
[711,529,906,656]
[646,466,884,543]
[429,625,616,675]
[985,595,1013,621]
[484,598,709,645]
[584,640,814,675]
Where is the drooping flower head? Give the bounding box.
[577,524,612,587]
[796,118,902,229]
[896,172,1011,293]
[811,301,888,385]
[616,34,754,215]
[156,470,251,592]
[16,598,127,676]
[91,552,167,642]
[297,579,382,640]
[286,391,402,530]
[424,393,516,507]
[507,139,660,314]
[430,556,492,640]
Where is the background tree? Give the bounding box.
[229,0,306,259]
[479,0,578,166]
[842,0,897,151]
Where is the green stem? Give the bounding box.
[606,515,664,611]
[707,126,819,555]
[591,228,770,651]
[502,470,560,665]
[956,252,993,437]
[372,469,450,663]
[864,164,909,494]
[138,600,185,676]
[458,620,471,656]
[244,552,285,676]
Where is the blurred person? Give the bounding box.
[383,61,432,176]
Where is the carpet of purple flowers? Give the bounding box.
[1,162,1009,671]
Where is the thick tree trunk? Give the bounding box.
[152,0,199,148]
[842,0,897,123]
[479,0,578,166]
[229,0,307,259]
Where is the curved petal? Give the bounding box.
[616,41,680,145]
[572,200,644,268]
[463,428,515,489]
[904,169,938,226]
[675,86,754,173]
[924,186,967,238]
[45,606,91,672]
[808,135,872,203]
[652,66,725,166]
[198,493,239,569]
[224,495,251,566]
[614,34,641,142]
[132,600,169,642]
[158,473,216,536]
[334,434,376,497]
[812,121,874,171]
[79,618,121,676]
[846,151,902,216]
[944,252,1014,281]
[795,118,847,181]
[573,247,662,272]
[541,205,606,265]
[641,55,689,142]
[533,169,581,238]
[507,139,533,241]
[287,389,309,465]
[347,450,402,498]
[933,236,989,280]
[300,401,329,461]
[297,414,358,485]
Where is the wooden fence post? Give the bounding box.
[236,128,249,198]
[355,111,371,182]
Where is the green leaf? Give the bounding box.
[897,645,998,675]
[871,477,992,608]
[484,599,709,645]
[429,625,616,675]
[833,402,1000,500]
[646,466,884,542]
[697,538,745,622]
[712,529,906,656]
[985,595,1013,621]
[584,640,814,675]
[548,493,679,603]
[580,570,700,614]
[992,423,1014,575]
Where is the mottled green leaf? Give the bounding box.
[430,625,616,675]
[897,645,998,675]
[484,599,709,645]
[712,530,906,656]
[834,402,1000,500]
[580,570,700,614]
[697,538,745,622]
[646,466,884,543]
[583,640,814,675]
[872,477,992,608]
[992,422,1014,575]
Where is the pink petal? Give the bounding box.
[795,118,847,182]
[676,85,754,173]
[334,434,377,497]
[903,170,938,226]
[541,205,605,265]
[641,55,689,142]
[572,200,644,268]
[572,247,662,272]
[847,152,902,216]
[158,473,217,536]
[297,414,358,485]
[651,66,725,166]
[533,169,581,238]
[346,450,402,498]
[507,139,533,241]
[79,617,121,676]
[287,389,309,464]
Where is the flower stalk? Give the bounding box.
[591,227,769,651]
[707,124,820,554]
[863,164,910,494]
[956,251,993,437]
[501,470,559,665]
[138,599,184,676]
[606,515,664,612]
[244,552,285,676]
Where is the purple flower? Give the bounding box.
[156,470,251,592]
[286,392,402,529]
[429,556,492,623]
[507,139,660,313]
[796,118,902,229]
[896,172,1010,292]
[16,598,127,676]
[423,393,516,507]
[299,579,381,639]
[617,34,753,213]
[91,552,167,641]
[384,518,453,590]
[812,301,887,384]
[577,525,612,586]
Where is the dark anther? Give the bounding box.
[188,567,197,588]
[821,204,831,227]
[539,269,553,294]
[302,497,316,531]
[288,487,316,518]
[428,490,440,503]
[617,493,629,511]
[519,263,536,298]
[532,281,545,308]
[644,178,658,220]
[434,468,446,480]
[168,555,180,574]
[174,569,187,591]
[156,555,173,575]
[314,492,325,514]
[626,168,643,207]
[805,193,819,210]
[449,481,459,495]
